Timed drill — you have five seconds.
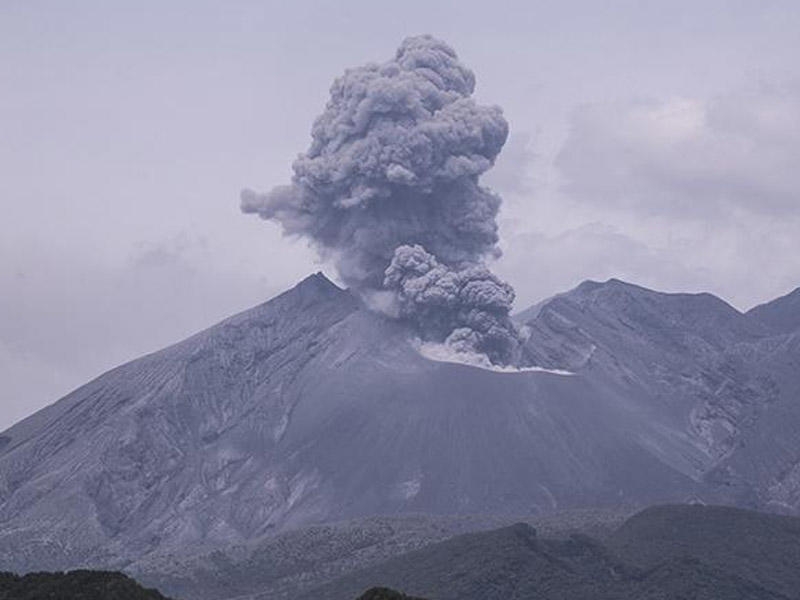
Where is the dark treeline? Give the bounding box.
[0,570,172,600]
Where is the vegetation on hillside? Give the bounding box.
[356,587,428,600]
[0,570,172,600]
[306,505,800,600]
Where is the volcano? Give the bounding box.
[1,274,799,572]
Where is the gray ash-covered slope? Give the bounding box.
[727,287,800,510]
[748,286,800,334]
[0,273,376,568]
[518,279,800,511]
[0,274,705,571]
[0,273,798,574]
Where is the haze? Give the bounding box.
[1,0,799,430]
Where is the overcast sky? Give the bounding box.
[2,0,799,430]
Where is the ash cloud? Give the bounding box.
[242,35,523,364]
[384,244,520,364]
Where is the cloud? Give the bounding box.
[0,237,286,431]
[241,35,509,289]
[0,338,78,432]
[489,82,800,312]
[556,83,800,218]
[497,223,712,310]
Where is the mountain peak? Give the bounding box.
[567,278,712,304]
[565,279,745,320]
[290,271,344,297]
[514,278,656,324]
[249,271,352,319]
[574,277,720,298]
[518,275,765,376]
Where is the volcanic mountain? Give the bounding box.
[0,274,799,571]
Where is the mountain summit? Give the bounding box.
[1,275,799,571]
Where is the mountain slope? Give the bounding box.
[748,287,800,334]
[1,274,798,574]
[519,278,800,508]
[0,274,718,571]
[0,273,371,567]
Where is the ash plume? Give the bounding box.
[242,35,523,364]
[384,244,520,364]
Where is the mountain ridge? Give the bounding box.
[300,504,800,600]
[0,272,350,451]
[1,272,799,575]
[748,286,800,334]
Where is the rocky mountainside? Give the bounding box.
[518,279,800,511]
[0,274,798,576]
[748,287,800,334]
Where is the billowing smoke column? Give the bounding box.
[384,244,519,364]
[242,35,522,365]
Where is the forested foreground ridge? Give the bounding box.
[2,505,800,599]
[0,570,172,600]
[304,505,800,600]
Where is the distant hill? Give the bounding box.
[0,570,171,600]
[303,505,798,600]
[356,588,428,600]
[608,504,800,599]
[129,509,630,600]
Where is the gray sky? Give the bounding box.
[2,0,799,430]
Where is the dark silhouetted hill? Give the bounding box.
[304,505,798,600]
[0,570,171,600]
[608,504,800,598]
[356,587,428,600]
